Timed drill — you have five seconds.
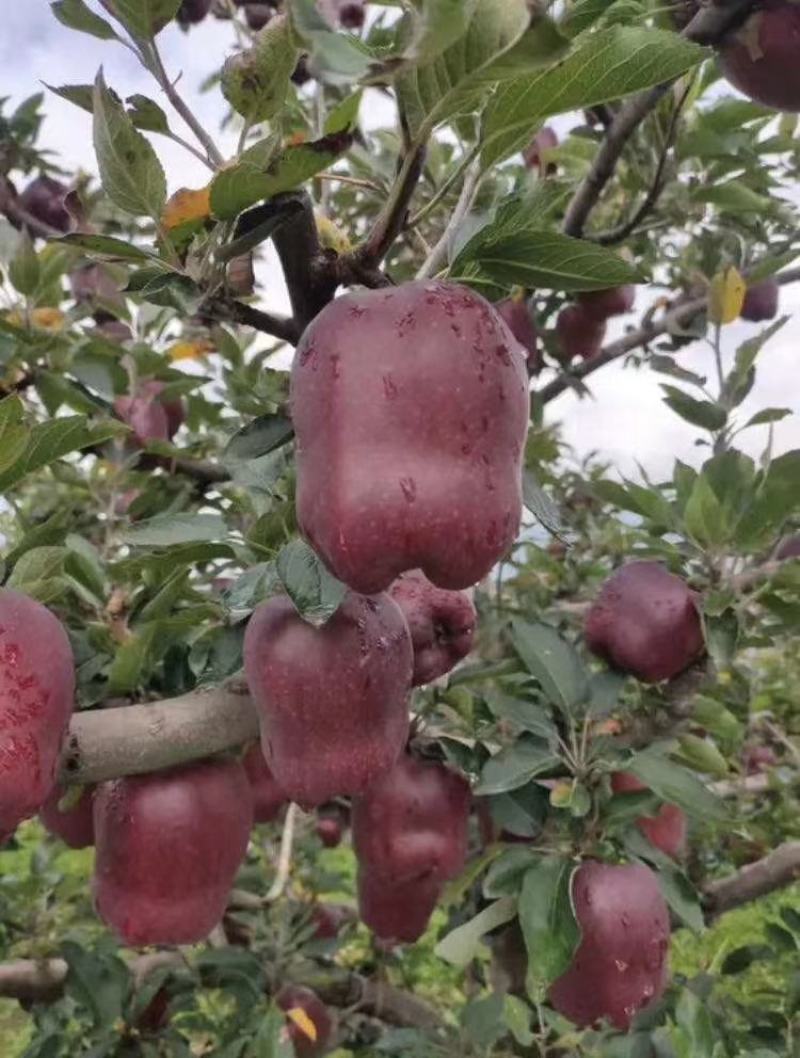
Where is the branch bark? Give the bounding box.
[703,841,800,918]
[271,192,338,330]
[203,295,301,346]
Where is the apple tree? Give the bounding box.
[0,1,798,1056]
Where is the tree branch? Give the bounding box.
[416,157,482,281]
[271,192,338,330]
[355,145,427,270]
[703,841,800,917]
[203,294,301,346]
[562,0,759,238]
[59,682,258,785]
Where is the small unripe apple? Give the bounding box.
[275,985,333,1058]
[555,304,606,361]
[523,126,558,174]
[578,285,636,321]
[777,534,800,560]
[40,784,95,849]
[740,278,779,321]
[243,744,287,823]
[610,772,687,859]
[549,861,670,1030]
[496,296,541,375]
[388,569,476,686]
[93,758,252,946]
[19,175,71,233]
[244,593,412,809]
[0,590,75,837]
[719,1,800,112]
[585,560,704,683]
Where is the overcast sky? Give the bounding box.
[3,3,799,481]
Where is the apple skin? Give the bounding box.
[244,593,412,809]
[92,758,252,946]
[610,772,687,859]
[578,285,636,321]
[310,902,350,940]
[549,861,670,1030]
[138,381,185,440]
[357,869,443,944]
[242,745,287,823]
[19,175,71,233]
[496,297,541,375]
[316,815,344,848]
[276,985,333,1058]
[585,560,705,683]
[177,0,212,24]
[388,569,476,686]
[777,534,800,560]
[0,590,75,838]
[720,1,800,112]
[555,305,606,362]
[40,784,95,849]
[291,280,529,594]
[523,126,558,174]
[114,396,171,446]
[740,279,780,322]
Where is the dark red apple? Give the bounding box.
[610,772,687,859]
[316,812,344,848]
[276,985,333,1058]
[244,3,272,29]
[388,569,476,686]
[93,758,252,946]
[243,744,286,823]
[777,534,800,560]
[585,561,705,683]
[496,296,541,375]
[549,861,670,1030]
[0,590,75,837]
[578,285,636,320]
[353,754,470,883]
[19,175,71,233]
[555,304,606,361]
[742,744,777,774]
[291,280,529,594]
[177,0,212,24]
[357,868,443,944]
[310,902,349,940]
[740,278,779,321]
[317,0,365,28]
[719,1,800,112]
[244,593,412,809]
[70,263,125,321]
[523,126,558,174]
[114,395,171,446]
[138,381,185,439]
[40,784,95,849]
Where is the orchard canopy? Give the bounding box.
[0,1,799,1057]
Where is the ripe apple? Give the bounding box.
[317,0,365,28]
[291,280,529,594]
[114,381,184,446]
[316,816,343,848]
[357,868,443,945]
[0,590,75,837]
[93,758,252,946]
[275,985,333,1058]
[585,560,705,683]
[496,296,541,375]
[555,304,606,361]
[740,278,780,321]
[719,1,800,112]
[523,126,558,175]
[388,569,476,686]
[610,772,687,859]
[310,902,350,940]
[578,285,636,321]
[19,175,71,233]
[549,861,670,1030]
[40,784,95,849]
[244,593,412,809]
[242,744,287,823]
[243,3,272,29]
[777,534,800,560]
[177,0,212,24]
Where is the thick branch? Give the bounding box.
[59,683,258,785]
[704,842,800,917]
[355,145,427,270]
[271,192,338,330]
[203,295,301,346]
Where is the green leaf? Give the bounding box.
[626,750,727,822]
[483,27,705,166]
[276,539,347,626]
[287,0,375,83]
[518,857,580,997]
[210,132,352,221]
[0,416,109,493]
[684,473,728,548]
[324,89,363,134]
[743,407,792,428]
[8,547,67,593]
[661,385,727,431]
[0,397,30,475]
[122,513,227,547]
[224,414,294,464]
[404,0,480,64]
[484,691,558,740]
[61,942,130,1026]
[9,231,41,296]
[435,897,517,967]
[702,608,739,672]
[509,619,588,713]
[674,988,716,1058]
[455,230,640,292]
[46,82,95,115]
[522,471,561,536]
[56,232,158,261]
[126,93,171,134]
[483,846,540,898]
[99,0,180,38]
[93,69,167,220]
[503,994,534,1047]
[475,736,560,795]
[222,15,297,122]
[396,0,530,142]
[137,272,202,312]
[676,733,729,778]
[51,0,118,40]
[725,318,787,402]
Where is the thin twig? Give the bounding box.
[266,802,298,902]
[203,294,301,345]
[148,41,225,169]
[356,145,427,268]
[416,157,482,281]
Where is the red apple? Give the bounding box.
[610,772,687,859]
[310,902,349,940]
[549,861,670,1030]
[275,985,333,1058]
[388,569,476,686]
[578,285,636,321]
[496,296,541,375]
[776,535,800,560]
[40,784,95,849]
[292,280,529,594]
[19,175,71,233]
[357,868,443,945]
[720,1,800,112]
[243,745,287,823]
[740,279,780,321]
[316,814,344,848]
[244,593,412,809]
[555,304,606,361]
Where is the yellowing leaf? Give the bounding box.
[169,339,214,361]
[287,1006,318,1042]
[162,186,211,230]
[708,266,745,325]
[315,212,352,254]
[32,308,66,332]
